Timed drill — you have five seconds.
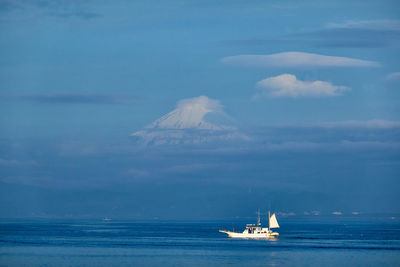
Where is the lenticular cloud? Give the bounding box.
[221,51,380,68]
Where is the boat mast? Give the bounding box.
[268,211,270,232]
[257,209,261,227]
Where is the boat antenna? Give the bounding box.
[257,209,261,226]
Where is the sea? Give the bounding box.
[0,216,399,266]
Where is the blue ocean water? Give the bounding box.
[0,217,399,266]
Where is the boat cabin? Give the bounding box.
[244,224,267,234]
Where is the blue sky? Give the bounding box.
[0,0,399,219]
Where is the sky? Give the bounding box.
[0,0,399,219]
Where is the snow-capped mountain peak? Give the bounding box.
[147,96,234,130]
[131,96,247,145]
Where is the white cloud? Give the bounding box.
[385,72,400,81]
[320,120,400,129]
[221,52,380,68]
[177,96,222,112]
[257,141,400,152]
[255,74,350,98]
[326,19,400,31]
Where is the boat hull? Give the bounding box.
[219,230,279,239]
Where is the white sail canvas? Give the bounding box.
[269,213,280,228]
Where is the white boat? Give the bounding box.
[219,211,280,239]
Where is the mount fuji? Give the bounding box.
[131,96,248,145]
